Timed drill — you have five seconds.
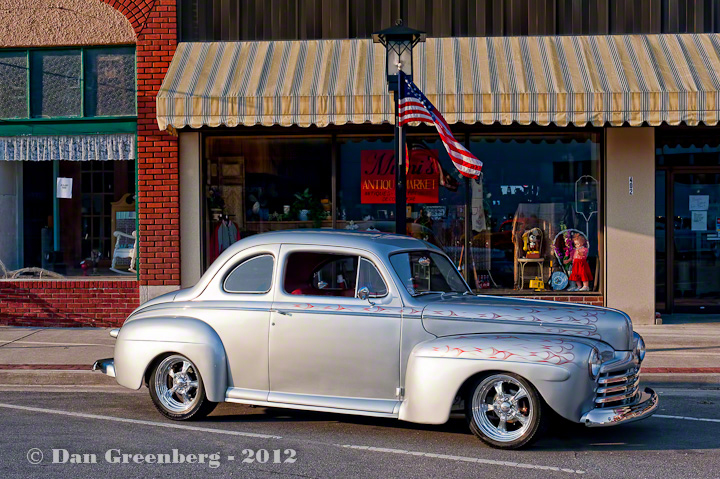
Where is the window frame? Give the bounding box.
[281,250,390,300]
[222,253,275,294]
[0,45,137,122]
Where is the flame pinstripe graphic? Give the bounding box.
[428,337,576,365]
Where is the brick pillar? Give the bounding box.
[106,0,181,300]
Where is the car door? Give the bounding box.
[197,244,279,402]
[268,244,403,414]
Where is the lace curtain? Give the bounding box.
[0,134,135,161]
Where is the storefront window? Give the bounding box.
[467,134,602,293]
[338,137,395,233]
[0,156,136,278]
[338,136,467,261]
[203,137,332,267]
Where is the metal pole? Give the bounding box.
[394,74,407,235]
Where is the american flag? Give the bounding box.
[398,71,483,179]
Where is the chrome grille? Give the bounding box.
[594,366,640,408]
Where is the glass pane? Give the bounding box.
[224,255,274,293]
[405,138,467,263]
[0,52,28,118]
[313,256,357,291]
[85,48,136,117]
[204,137,332,269]
[655,170,667,310]
[357,258,388,297]
[31,50,81,118]
[467,134,602,294]
[672,173,720,310]
[92,195,102,215]
[338,137,396,233]
[283,253,358,296]
[389,251,469,295]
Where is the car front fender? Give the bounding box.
[398,334,597,424]
[113,316,228,402]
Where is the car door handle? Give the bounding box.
[270,309,292,316]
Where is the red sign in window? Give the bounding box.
[360,149,439,204]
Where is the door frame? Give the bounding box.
[659,166,720,313]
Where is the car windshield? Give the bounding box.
[389,251,470,296]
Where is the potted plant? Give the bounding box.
[291,189,325,227]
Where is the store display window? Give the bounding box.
[467,134,602,293]
[203,136,332,267]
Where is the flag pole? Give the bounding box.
[395,65,407,236]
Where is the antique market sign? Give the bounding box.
[361,149,439,203]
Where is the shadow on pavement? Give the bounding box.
[203,404,720,452]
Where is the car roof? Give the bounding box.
[226,229,435,256]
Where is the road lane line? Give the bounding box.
[337,445,585,474]
[0,402,282,439]
[655,414,720,423]
[0,402,586,474]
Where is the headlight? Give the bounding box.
[588,347,602,379]
[633,332,646,361]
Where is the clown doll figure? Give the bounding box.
[564,234,593,291]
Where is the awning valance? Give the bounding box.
[157,34,720,131]
[0,134,136,161]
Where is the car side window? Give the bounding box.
[357,258,388,298]
[224,254,274,293]
[284,252,358,297]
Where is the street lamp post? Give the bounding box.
[373,21,426,236]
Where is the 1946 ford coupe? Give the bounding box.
[94,230,657,449]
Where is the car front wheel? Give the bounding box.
[149,354,217,420]
[466,372,545,449]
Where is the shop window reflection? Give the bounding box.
[203,137,332,268]
[338,137,467,264]
[467,134,601,294]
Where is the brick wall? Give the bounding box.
[0,280,140,327]
[104,0,180,287]
[0,1,178,329]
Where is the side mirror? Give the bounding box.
[357,287,370,301]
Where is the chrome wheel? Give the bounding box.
[154,355,201,414]
[471,374,534,443]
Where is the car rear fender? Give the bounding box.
[398,334,597,424]
[113,317,228,402]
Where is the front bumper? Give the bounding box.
[581,387,659,427]
[92,358,116,378]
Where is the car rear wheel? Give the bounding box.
[466,372,545,449]
[149,354,217,421]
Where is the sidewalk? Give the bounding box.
[1,322,718,387]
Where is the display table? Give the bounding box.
[517,258,544,290]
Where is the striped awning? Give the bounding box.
[157,34,720,131]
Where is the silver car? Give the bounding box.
[94,230,657,449]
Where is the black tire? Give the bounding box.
[148,354,218,421]
[465,372,546,449]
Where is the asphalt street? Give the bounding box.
[0,385,718,478]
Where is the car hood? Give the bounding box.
[420,295,633,351]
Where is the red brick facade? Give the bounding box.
[0,280,140,327]
[0,1,178,327]
[103,0,181,287]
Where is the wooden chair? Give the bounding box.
[110,230,137,275]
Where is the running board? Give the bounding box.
[224,397,399,419]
